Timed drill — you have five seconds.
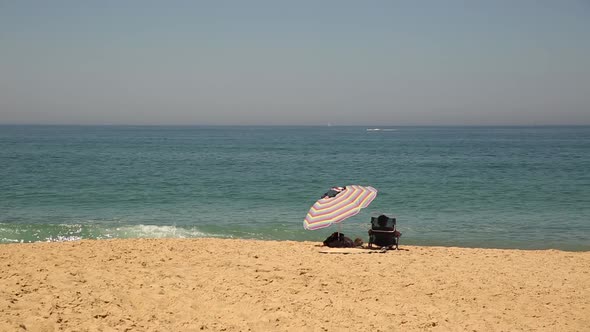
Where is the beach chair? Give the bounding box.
[368,215,401,250]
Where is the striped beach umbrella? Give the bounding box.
[303,185,378,230]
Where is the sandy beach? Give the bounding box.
[1,238,589,331]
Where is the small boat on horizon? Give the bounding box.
[366,128,397,132]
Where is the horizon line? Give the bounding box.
[1,123,590,127]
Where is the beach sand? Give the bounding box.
[1,238,589,331]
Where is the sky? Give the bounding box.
[1,0,589,125]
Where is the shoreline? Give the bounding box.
[3,236,590,251]
[2,238,589,331]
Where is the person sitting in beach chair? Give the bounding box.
[368,214,401,250]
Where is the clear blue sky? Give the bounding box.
[1,0,589,125]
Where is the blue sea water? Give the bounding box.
[1,125,589,251]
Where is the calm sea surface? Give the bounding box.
[1,125,589,250]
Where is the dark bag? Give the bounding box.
[323,232,355,248]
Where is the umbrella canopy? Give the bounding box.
[303,185,378,230]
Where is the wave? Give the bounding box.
[112,225,211,239]
[0,223,215,244]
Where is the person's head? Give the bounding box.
[377,214,388,227]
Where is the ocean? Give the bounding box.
[1,125,589,251]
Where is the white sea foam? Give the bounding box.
[0,223,216,243]
[109,225,211,239]
[45,236,83,242]
[0,238,20,243]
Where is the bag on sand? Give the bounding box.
[323,232,355,248]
